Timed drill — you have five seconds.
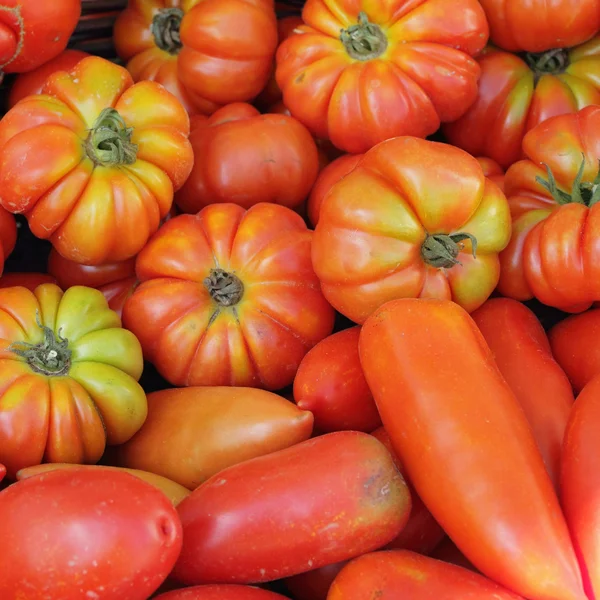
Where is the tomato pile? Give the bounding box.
[1,0,600,599]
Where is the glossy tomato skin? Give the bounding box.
[476,156,505,192]
[0,284,147,479]
[172,431,411,585]
[0,463,5,484]
[154,585,290,599]
[549,310,600,393]
[117,387,314,489]
[123,203,335,389]
[0,272,57,290]
[497,106,600,311]
[478,0,600,53]
[444,42,600,169]
[0,56,193,265]
[312,137,511,324]
[0,469,182,600]
[293,327,381,433]
[8,49,88,107]
[284,562,346,600]
[359,299,586,600]
[175,103,320,212]
[561,373,600,600]
[471,298,574,489]
[328,550,524,600]
[0,0,80,74]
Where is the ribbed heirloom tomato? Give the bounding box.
[113,0,278,115]
[275,0,489,153]
[123,203,335,389]
[0,56,194,265]
[312,137,511,324]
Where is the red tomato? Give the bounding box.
[328,550,524,600]
[478,0,600,52]
[476,156,505,192]
[548,310,600,394]
[0,272,57,290]
[114,0,278,115]
[0,468,182,600]
[8,49,88,108]
[118,387,314,490]
[155,585,290,599]
[293,327,381,434]
[123,204,335,389]
[284,562,346,600]
[359,299,586,600]
[561,373,600,600]
[431,538,478,572]
[471,298,574,489]
[175,103,319,213]
[275,0,488,154]
[172,431,411,585]
[0,0,80,75]
[0,463,5,484]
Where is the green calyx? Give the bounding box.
[421,232,478,269]
[340,12,388,61]
[151,7,184,55]
[524,48,569,82]
[84,107,138,167]
[536,154,600,207]
[204,268,245,307]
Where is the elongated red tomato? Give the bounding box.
[471,298,574,489]
[0,469,182,600]
[284,562,346,600]
[359,298,586,600]
[328,550,524,600]
[561,373,600,600]
[0,463,5,484]
[123,204,335,389]
[155,585,290,599]
[275,0,488,154]
[172,431,411,585]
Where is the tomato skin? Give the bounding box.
[0,463,5,484]
[561,373,600,600]
[548,310,600,393]
[312,137,512,324]
[175,103,320,213]
[328,550,524,600]
[0,0,81,75]
[172,431,411,585]
[284,562,346,600]
[0,56,194,265]
[154,585,290,599]
[443,43,600,169]
[0,468,182,600]
[0,206,19,277]
[359,298,586,600]
[8,49,89,108]
[117,387,314,490]
[293,327,381,433]
[478,0,600,53]
[0,284,147,479]
[476,156,505,192]
[471,298,574,489]
[123,203,335,389]
[0,272,57,290]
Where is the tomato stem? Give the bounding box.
[8,313,71,377]
[524,48,569,81]
[84,108,138,167]
[340,12,388,61]
[421,232,478,269]
[151,7,184,55]
[204,269,245,306]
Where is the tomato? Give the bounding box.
[113,0,278,116]
[443,42,600,169]
[16,463,190,506]
[284,562,346,600]
[154,585,290,599]
[0,283,147,479]
[0,468,182,600]
[359,298,586,600]
[307,153,362,227]
[0,206,18,277]
[118,387,314,490]
[175,103,320,213]
[123,204,335,389]
[497,106,600,312]
[312,137,511,324]
[549,310,600,393]
[7,48,88,108]
[561,373,600,600]
[471,298,574,489]
[275,0,488,154]
[478,0,600,53]
[0,0,80,76]
[328,550,524,600]
[0,463,5,484]
[476,156,505,192]
[431,538,478,572]
[0,56,194,265]
[293,327,381,434]
[172,431,411,585]
[0,272,57,290]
